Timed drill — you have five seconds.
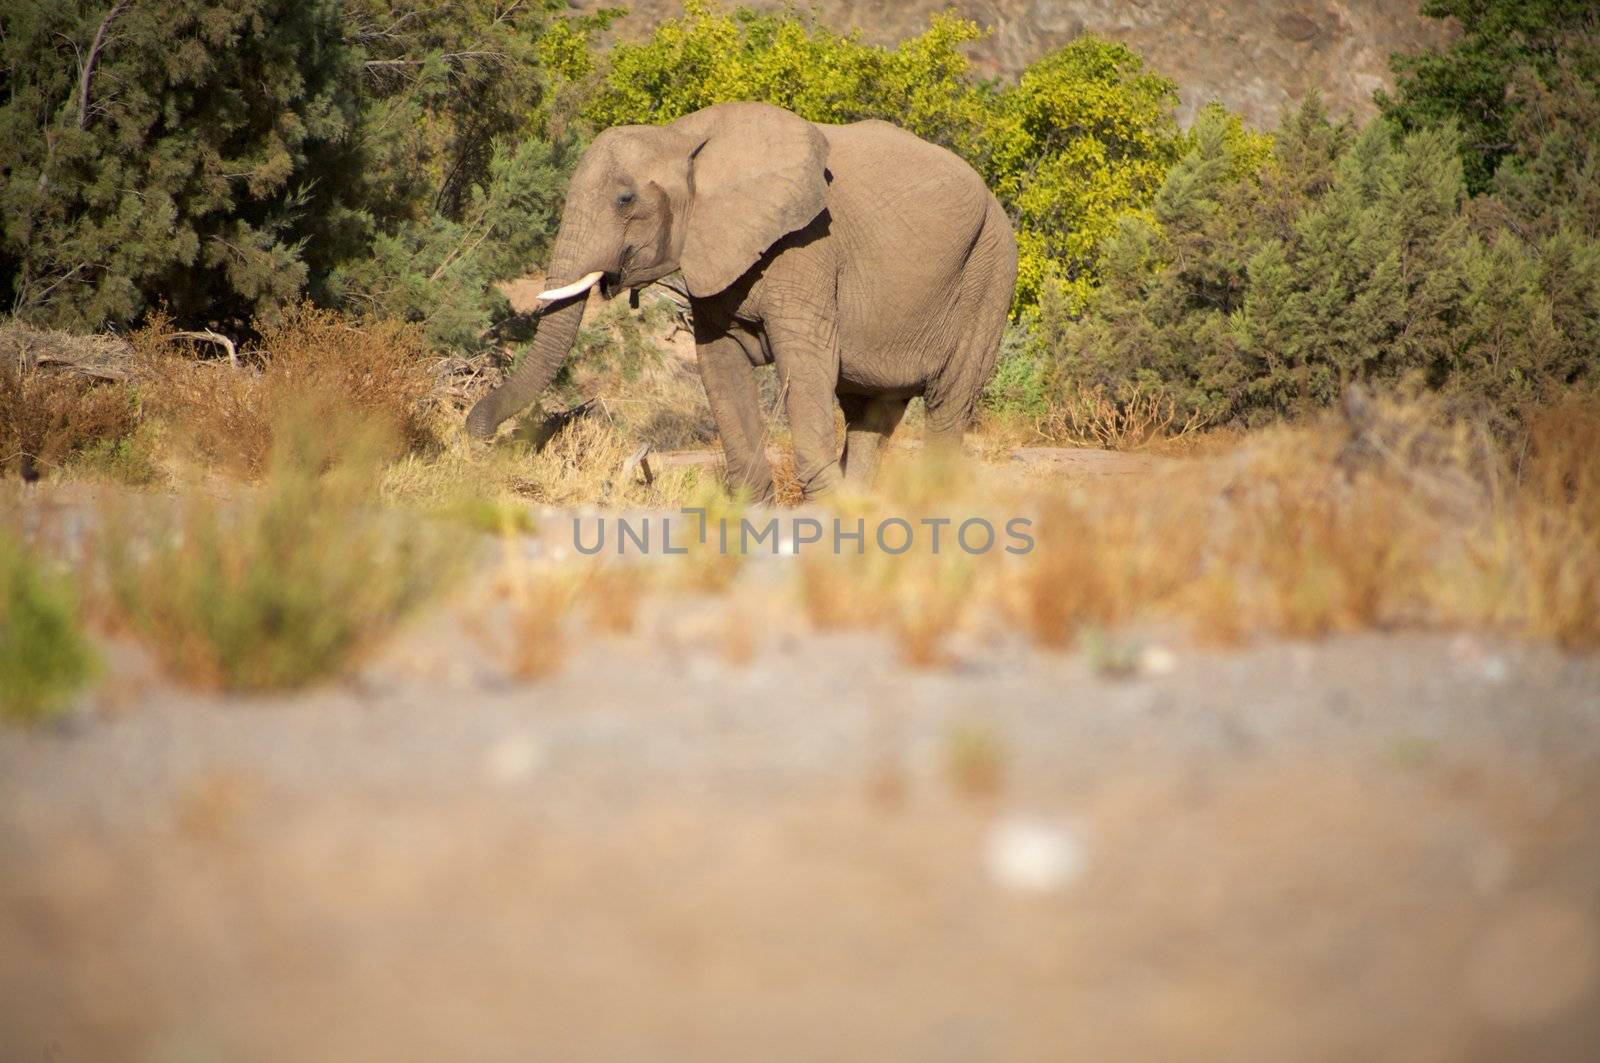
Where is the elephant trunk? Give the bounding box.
[465,219,598,440]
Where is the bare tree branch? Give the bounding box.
[363,50,507,71]
[168,329,239,368]
[77,0,131,130]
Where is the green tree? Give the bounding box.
[580,1,993,158]
[327,0,580,347]
[1485,42,1600,240]
[1378,0,1600,192]
[0,0,361,330]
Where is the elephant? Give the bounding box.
[466,101,1018,500]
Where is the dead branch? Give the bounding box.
[168,329,238,368]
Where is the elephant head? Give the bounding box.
[465,102,831,440]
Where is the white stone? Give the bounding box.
[984,816,1088,894]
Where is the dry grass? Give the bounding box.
[97,407,458,690]
[134,305,436,480]
[807,388,1600,655]
[1015,389,1600,649]
[797,451,1003,666]
[385,414,707,518]
[1456,393,1600,648]
[0,357,138,480]
[670,481,749,593]
[503,569,575,682]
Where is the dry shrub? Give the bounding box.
[584,563,645,635]
[1213,454,1436,637]
[1048,382,1209,451]
[1459,393,1600,648]
[101,408,457,690]
[717,599,760,666]
[1014,391,1491,646]
[135,305,434,479]
[768,446,807,507]
[505,574,574,681]
[800,546,977,666]
[889,553,975,667]
[672,481,748,592]
[0,358,137,480]
[789,387,1600,654]
[1018,478,1208,647]
[797,548,864,630]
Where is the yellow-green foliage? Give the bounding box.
[0,530,97,723]
[574,2,1189,316]
[988,38,1184,312]
[581,2,991,153]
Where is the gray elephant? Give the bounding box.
[466,101,1018,500]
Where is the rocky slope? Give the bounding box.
[573,0,1454,126]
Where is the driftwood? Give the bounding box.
[167,329,238,368]
[622,443,654,485]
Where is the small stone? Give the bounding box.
[984,816,1088,894]
[1140,646,1178,676]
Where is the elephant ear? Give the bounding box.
[672,103,830,298]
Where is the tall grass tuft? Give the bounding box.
[101,407,458,690]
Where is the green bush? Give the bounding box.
[579,1,992,157]
[1044,98,1600,429]
[0,531,97,723]
[980,323,1050,424]
[987,38,1184,313]
[0,0,574,346]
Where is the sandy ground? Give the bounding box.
[3,483,1600,1062]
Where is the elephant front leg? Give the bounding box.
[769,321,844,499]
[696,330,774,501]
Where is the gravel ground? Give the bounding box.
[3,503,1600,1061]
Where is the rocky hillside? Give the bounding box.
[572,0,1454,127]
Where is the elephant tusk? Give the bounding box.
[537,270,605,303]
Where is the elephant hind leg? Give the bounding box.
[840,394,908,485]
[923,205,1017,450]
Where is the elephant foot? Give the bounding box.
[799,460,844,501]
